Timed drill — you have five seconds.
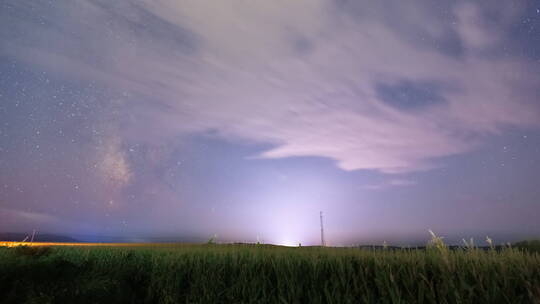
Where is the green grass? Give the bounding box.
[0,243,539,304]
[514,240,540,253]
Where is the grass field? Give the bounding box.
[1,241,539,304]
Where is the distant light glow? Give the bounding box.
[275,239,298,247]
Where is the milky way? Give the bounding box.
[1,0,540,245]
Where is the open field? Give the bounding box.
[0,241,190,248]
[1,242,540,304]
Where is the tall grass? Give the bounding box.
[0,242,539,303]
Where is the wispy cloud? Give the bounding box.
[388,179,417,187]
[0,208,60,232]
[363,179,417,190]
[0,208,58,223]
[2,0,539,173]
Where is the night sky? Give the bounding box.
[1,1,540,246]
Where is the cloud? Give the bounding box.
[0,208,58,223]
[0,208,60,232]
[388,179,418,187]
[2,0,539,173]
[363,179,417,190]
[454,3,498,49]
[0,207,100,234]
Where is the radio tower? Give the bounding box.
[320,211,326,247]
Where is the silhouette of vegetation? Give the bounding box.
[0,239,539,303]
[514,239,540,253]
[13,245,52,258]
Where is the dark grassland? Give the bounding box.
[1,243,539,304]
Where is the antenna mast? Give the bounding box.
[320,211,326,247]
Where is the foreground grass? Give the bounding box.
[0,244,539,304]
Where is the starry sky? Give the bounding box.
[1,0,540,246]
